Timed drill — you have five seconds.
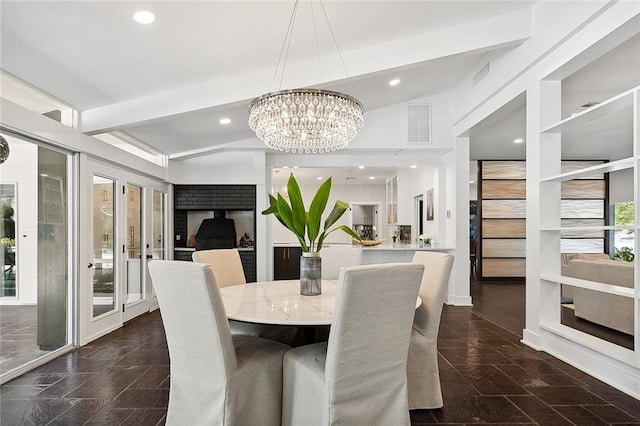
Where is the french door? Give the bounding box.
[79,159,168,344]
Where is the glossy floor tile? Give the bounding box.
[1,280,639,425]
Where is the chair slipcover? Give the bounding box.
[282,263,424,426]
[148,260,289,426]
[407,251,455,409]
[192,249,246,287]
[193,249,298,343]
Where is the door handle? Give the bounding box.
[146,255,153,259]
[88,263,94,268]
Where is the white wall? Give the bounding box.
[469,161,478,201]
[350,91,454,149]
[610,168,634,203]
[0,137,38,305]
[169,151,267,185]
[452,1,612,122]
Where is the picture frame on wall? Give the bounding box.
[426,189,434,221]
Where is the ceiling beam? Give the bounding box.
[79,9,531,135]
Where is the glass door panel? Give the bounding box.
[1,183,17,297]
[126,184,143,305]
[152,190,165,260]
[92,176,116,317]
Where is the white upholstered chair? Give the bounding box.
[193,249,298,343]
[282,263,424,426]
[407,251,455,409]
[148,260,289,426]
[192,248,246,287]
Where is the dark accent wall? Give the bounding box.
[173,184,257,282]
[174,185,255,210]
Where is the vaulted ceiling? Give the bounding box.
[1,1,534,158]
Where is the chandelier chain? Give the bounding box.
[311,1,323,89]
[318,0,358,98]
[273,0,300,91]
[249,0,364,154]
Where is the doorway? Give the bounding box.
[415,195,424,239]
[80,159,168,344]
[350,203,379,240]
[0,134,73,383]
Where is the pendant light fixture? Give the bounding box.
[248,0,364,153]
[0,135,9,164]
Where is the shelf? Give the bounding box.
[540,273,635,298]
[541,158,634,182]
[540,225,633,232]
[538,322,635,364]
[541,87,636,135]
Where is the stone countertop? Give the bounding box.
[360,243,453,251]
[174,247,254,251]
[272,242,453,251]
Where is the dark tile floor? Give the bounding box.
[0,305,53,374]
[2,279,640,425]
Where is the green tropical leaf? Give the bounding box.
[317,225,361,251]
[262,194,288,228]
[261,193,279,215]
[323,200,349,230]
[286,174,306,237]
[276,194,296,236]
[308,178,331,243]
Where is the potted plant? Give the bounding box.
[262,173,361,295]
[614,246,634,262]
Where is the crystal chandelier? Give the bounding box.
[248,0,364,153]
[0,135,9,164]
[249,88,363,153]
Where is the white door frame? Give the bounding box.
[79,157,168,345]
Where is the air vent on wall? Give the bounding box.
[407,103,432,144]
[473,63,490,86]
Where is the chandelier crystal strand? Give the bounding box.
[248,89,363,153]
[0,135,10,164]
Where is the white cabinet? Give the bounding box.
[386,174,397,224]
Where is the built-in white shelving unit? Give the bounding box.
[538,81,639,363]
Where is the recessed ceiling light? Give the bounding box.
[410,165,417,169]
[389,79,400,86]
[132,10,155,24]
[282,166,289,169]
[293,166,299,168]
[469,180,475,184]
[369,176,375,180]
[219,118,231,125]
[513,138,524,144]
[317,176,323,180]
[358,165,365,169]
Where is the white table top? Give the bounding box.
[219,280,337,325]
[219,279,420,326]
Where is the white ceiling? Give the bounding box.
[1,0,534,158]
[272,166,398,187]
[469,33,640,162]
[2,1,638,182]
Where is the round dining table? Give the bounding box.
[219,279,421,326]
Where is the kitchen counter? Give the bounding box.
[360,243,453,251]
[175,247,254,251]
[359,243,453,264]
[272,242,452,251]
